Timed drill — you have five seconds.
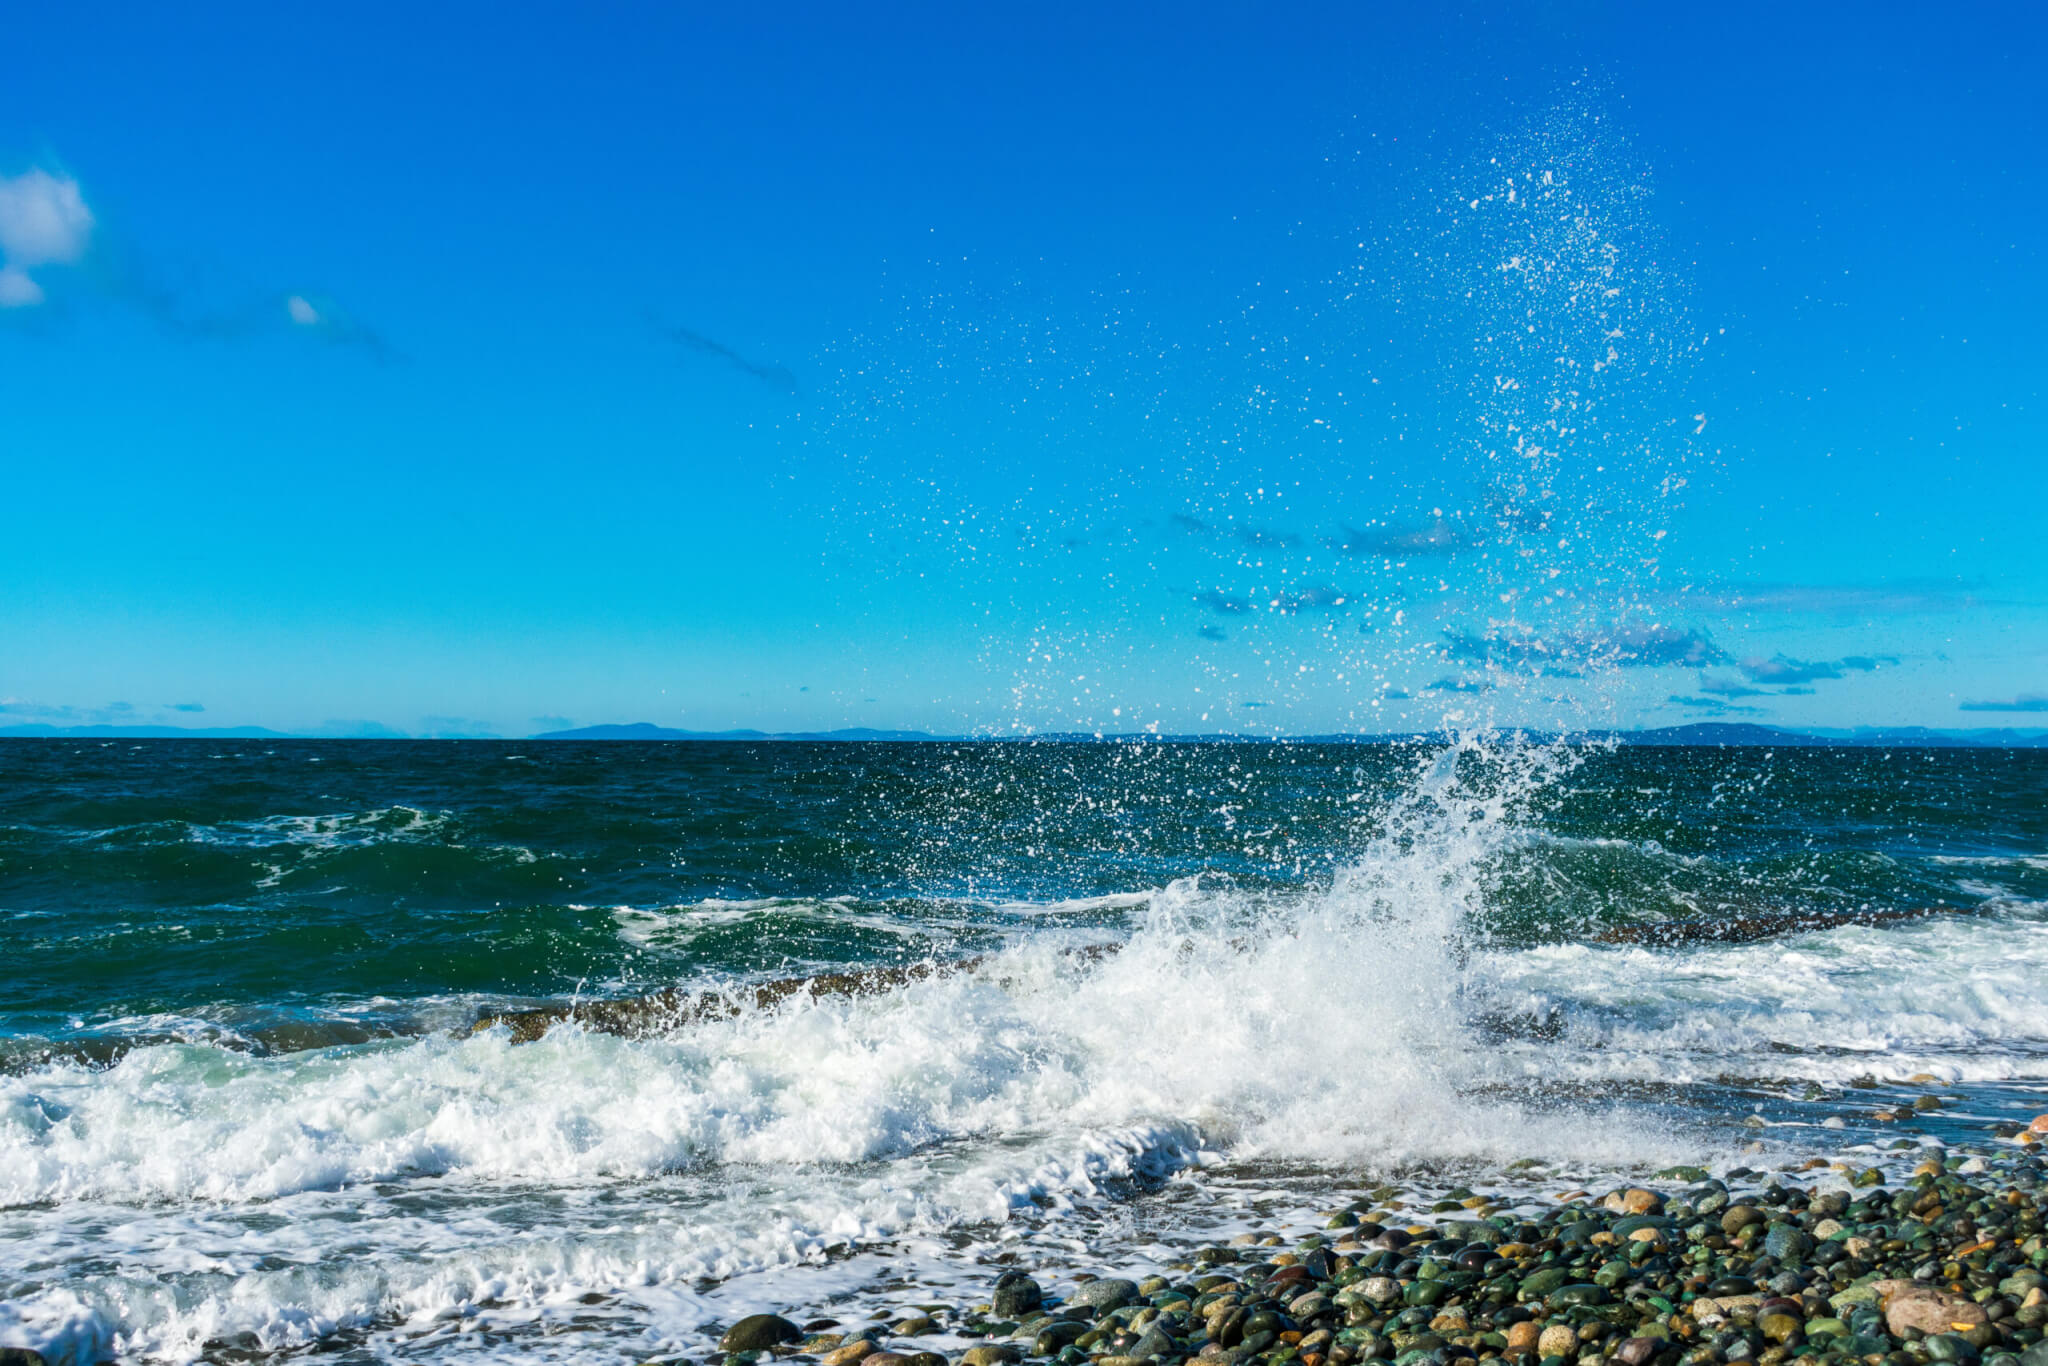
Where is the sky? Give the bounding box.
[3,1,2045,738]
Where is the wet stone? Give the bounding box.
[993,1276,1044,1320]
[724,1316,806,1353]
[1069,1279,1141,1311]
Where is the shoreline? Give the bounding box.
[4,1097,2047,1364]
[688,1131,2048,1366]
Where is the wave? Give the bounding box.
[6,744,2046,1362]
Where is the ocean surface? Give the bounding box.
[3,737,2046,1364]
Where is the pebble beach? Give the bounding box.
[702,1123,2048,1366]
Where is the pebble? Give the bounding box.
[721,1314,804,1353]
[992,1274,1044,1320]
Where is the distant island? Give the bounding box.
[6,720,2046,746]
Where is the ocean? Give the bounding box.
[2,737,2045,1363]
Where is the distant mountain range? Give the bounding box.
[535,721,2048,746]
[6,720,2046,746]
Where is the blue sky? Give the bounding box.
[3,1,2044,737]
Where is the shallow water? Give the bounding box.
[2,738,2045,1363]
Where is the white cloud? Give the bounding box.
[0,168,95,307]
[0,264,44,308]
[286,294,320,325]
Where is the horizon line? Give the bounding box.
[4,719,2048,747]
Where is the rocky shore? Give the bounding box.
[701,1128,2048,1366]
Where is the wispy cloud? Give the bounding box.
[168,701,205,713]
[1236,525,1301,550]
[1691,580,1983,616]
[0,156,392,357]
[1444,623,1727,670]
[1668,693,1765,715]
[281,292,394,360]
[1959,694,2048,713]
[1267,584,1351,613]
[665,326,798,394]
[0,697,143,724]
[1192,589,1251,616]
[1695,673,1770,698]
[1170,513,1302,551]
[1739,654,1896,685]
[1323,516,1473,559]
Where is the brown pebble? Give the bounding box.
[1873,1281,1988,1337]
[1602,1188,1662,1216]
[1613,1340,1659,1366]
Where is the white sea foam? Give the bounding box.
[1474,899,2048,1083]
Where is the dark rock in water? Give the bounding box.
[723,1315,804,1352]
[472,944,1125,1043]
[992,1273,1044,1319]
[0,1350,49,1366]
[1593,903,1967,947]
[1069,1278,1140,1310]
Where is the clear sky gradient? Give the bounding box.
[4,2,2044,737]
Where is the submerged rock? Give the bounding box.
[992,1274,1044,1319]
[722,1314,805,1352]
